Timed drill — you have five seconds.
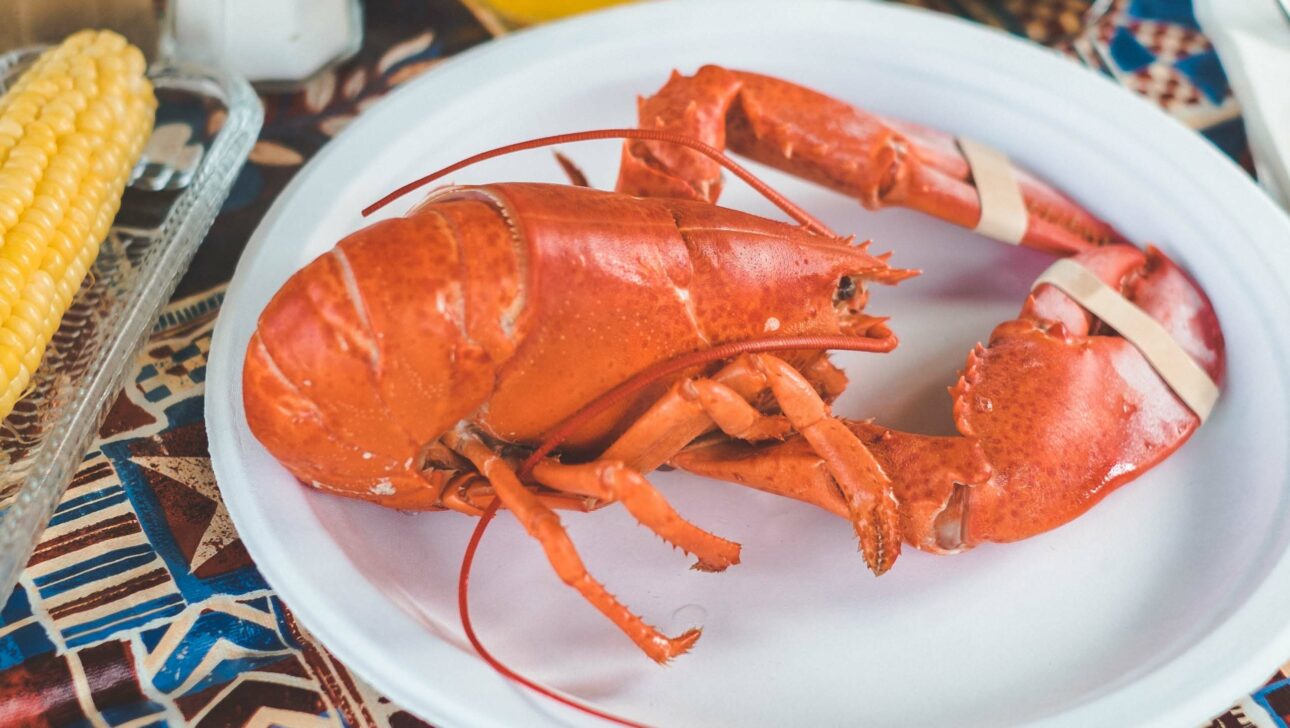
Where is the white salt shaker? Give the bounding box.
[169,0,363,86]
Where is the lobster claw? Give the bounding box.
[618,65,1128,256]
[672,244,1225,555]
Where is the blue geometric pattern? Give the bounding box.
[1129,0,1201,29]
[1253,677,1290,727]
[0,583,55,669]
[45,483,129,527]
[63,595,187,650]
[100,700,169,727]
[140,596,296,697]
[1086,0,1246,166]
[1110,26,1157,72]
[103,399,267,604]
[1175,50,1229,104]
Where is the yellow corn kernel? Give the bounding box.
[0,30,155,422]
[0,348,20,382]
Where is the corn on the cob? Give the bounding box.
[0,30,156,420]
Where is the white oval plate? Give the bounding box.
[206,2,1290,726]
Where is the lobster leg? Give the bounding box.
[602,356,826,474]
[445,429,700,663]
[685,379,793,442]
[753,354,900,574]
[529,459,742,572]
[593,353,898,574]
[437,473,490,516]
[671,425,989,554]
[439,472,604,515]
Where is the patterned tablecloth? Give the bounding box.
[0,1,1281,725]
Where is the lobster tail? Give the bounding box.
[243,204,524,508]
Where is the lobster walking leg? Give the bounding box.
[437,473,490,516]
[443,473,604,515]
[753,354,900,574]
[601,355,833,474]
[684,379,793,442]
[529,459,741,572]
[446,430,700,663]
[589,353,897,574]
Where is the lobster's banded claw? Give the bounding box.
[619,65,1129,256]
[671,243,1224,558]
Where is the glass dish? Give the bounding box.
[0,47,262,596]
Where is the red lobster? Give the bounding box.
[241,66,1223,668]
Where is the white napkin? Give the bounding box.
[1196,0,1290,209]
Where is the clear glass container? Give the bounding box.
[0,46,263,597]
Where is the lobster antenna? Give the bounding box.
[458,499,648,728]
[361,128,838,238]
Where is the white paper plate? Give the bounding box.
[206,2,1290,725]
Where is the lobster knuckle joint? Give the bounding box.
[598,460,627,487]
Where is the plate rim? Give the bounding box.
[207,2,1290,726]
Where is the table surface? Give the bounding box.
[0,1,1282,726]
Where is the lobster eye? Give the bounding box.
[834,275,857,303]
